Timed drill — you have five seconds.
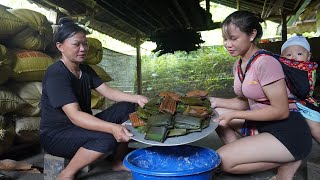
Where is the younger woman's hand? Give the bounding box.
[213,111,235,126]
[111,124,133,142]
[208,97,217,108]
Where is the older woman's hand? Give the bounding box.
[111,124,133,142]
[136,95,149,107]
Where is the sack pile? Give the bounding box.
[0,8,112,155]
[129,90,215,142]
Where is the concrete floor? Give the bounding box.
[1,131,319,180]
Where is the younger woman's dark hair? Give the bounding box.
[53,17,87,44]
[221,11,264,42]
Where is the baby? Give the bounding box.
[281,35,320,143]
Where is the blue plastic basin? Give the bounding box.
[124,145,221,180]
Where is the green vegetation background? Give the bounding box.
[140,46,237,98]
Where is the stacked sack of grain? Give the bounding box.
[0,7,54,84]
[0,7,27,42]
[0,115,15,156]
[0,50,51,147]
[0,44,12,86]
[0,8,54,153]
[0,88,29,155]
[0,8,114,155]
[85,37,113,110]
[2,48,53,147]
[6,9,53,51]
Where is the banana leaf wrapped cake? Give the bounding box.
[145,126,168,142]
[167,128,187,137]
[128,112,145,127]
[174,114,202,130]
[128,90,216,143]
[148,113,173,127]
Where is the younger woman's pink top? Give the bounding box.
[233,55,296,110]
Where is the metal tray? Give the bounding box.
[124,119,218,146]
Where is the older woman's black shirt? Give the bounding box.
[40,61,103,132]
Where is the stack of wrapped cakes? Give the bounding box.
[129,90,215,142]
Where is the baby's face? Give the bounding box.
[281,45,310,62]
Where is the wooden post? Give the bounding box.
[136,36,142,95]
[206,0,210,13]
[317,8,320,36]
[236,0,240,10]
[281,11,287,41]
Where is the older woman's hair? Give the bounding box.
[222,11,264,43]
[53,17,87,44]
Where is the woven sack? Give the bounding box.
[0,44,12,85]
[85,38,103,65]
[0,7,26,40]
[9,49,54,82]
[91,90,105,109]
[15,116,40,143]
[7,82,42,116]
[0,44,7,63]
[7,82,42,107]
[89,64,113,82]
[0,115,15,156]
[0,65,11,85]
[0,87,28,114]
[8,9,53,51]
[19,105,41,117]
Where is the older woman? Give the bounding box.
[40,18,148,180]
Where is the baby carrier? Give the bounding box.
[237,49,319,111]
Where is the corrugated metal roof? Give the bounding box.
[27,0,317,47]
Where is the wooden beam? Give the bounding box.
[300,0,320,21]
[266,0,284,18]
[261,0,271,19]
[97,0,148,36]
[215,0,263,12]
[128,1,166,29]
[292,0,303,11]
[173,0,191,27]
[81,17,132,37]
[287,20,316,34]
[168,8,184,28]
[287,0,312,26]
[261,0,284,19]
[142,1,170,28]
[118,1,157,30]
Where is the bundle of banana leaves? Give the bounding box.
[128,90,215,143]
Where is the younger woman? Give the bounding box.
[210,11,312,179]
